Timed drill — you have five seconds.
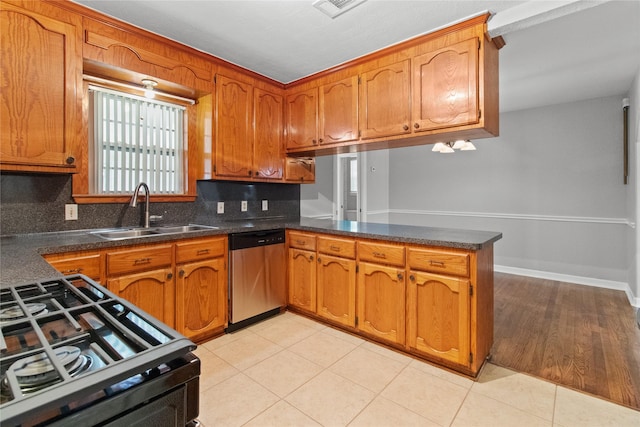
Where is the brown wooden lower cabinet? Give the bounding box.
[45,235,229,342]
[356,261,406,346]
[286,231,494,377]
[316,254,356,327]
[107,267,175,328]
[407,270,470,366]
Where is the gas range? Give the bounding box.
[0,275,199,426]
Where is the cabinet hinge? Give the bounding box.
[469,284,473,297]
[356,265,359,273]
[358,130,361,138]
[214,75,217,84]
[478,109,482,120]
[355,316,358,326]
[358,76,361,84]
[469,352,474,364]
[213,164,217,173]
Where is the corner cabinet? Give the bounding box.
[0,1,82,173]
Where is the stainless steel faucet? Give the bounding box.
[130,182,150,228]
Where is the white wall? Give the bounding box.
[300,155,334,218]
[388,95,634,303]
[628,68,640,301]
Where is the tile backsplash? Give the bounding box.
[0,174,300,235]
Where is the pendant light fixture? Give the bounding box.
[432,140,476,153]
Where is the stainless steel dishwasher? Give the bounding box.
[227,228,286,332]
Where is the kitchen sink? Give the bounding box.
[90,224,218,241]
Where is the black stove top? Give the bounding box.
[0,275,196,425]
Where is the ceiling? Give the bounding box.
[73,0,640,112]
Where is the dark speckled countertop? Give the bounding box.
[0,218,501,287]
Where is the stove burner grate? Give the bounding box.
[1,346,93,396]
[0,303,47,322]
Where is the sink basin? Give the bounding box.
[90,224,218,241]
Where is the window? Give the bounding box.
[89,86,185,195]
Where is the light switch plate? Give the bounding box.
[241,201,248,212]
[262,200,268,211]
[65,204,78,220]
[217,202,224,214]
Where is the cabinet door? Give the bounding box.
[285,88,318,150]
[407,270,470,366]
[359,60,411,140]
[176,258,227,339]
[107,267,175,328]
[319,76,358,144]
[215,74,253,178]
[0,3,80,172]
[317,254,356,327]
[45,251,102,282]
[412,38,479,132]
[288,248,316,312]
[356,262,405,345]
[284,157,315,183]
[253,87,283,179]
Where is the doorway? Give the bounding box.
[335,153,360,221]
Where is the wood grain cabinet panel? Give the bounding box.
[288,232,317,251]
[45,251,102,282]
[318,236,356,259]
[0,2,81,172]
[106,245,173,276]
[358,240,405,267]
[407,247,470,277]
[319,76,359,144]
[412,38,479,132]
[357,262,406,345]
[253,87,284,180]
[284,157,315,183]
[316,250,356,328]
[407,270,470,366]
[176,257,227,339]
[288,247,316,313]
[215,74,253,178]
[285,88,318,150]
[358,60,411,140]
[107,267,175,328]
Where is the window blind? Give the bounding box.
[90,86,185,194]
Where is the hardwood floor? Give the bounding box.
[491,272,640,410]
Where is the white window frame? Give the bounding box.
[89,86,185,195]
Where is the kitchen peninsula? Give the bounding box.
[0,218,501,376]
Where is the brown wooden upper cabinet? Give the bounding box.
[319,76,359,144]
[359,60,412,140]
[412,38,479,132]
[0,1,82,173]
[285,88,318,150]
[215,73,284,181]
[253,87,284,180]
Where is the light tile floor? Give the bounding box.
[194,312,640,427]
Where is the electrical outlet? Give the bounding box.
[217,202,224,214]
[241,201,248,212]
[262,200,268,211]
[65,204,78,220]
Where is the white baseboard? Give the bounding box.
[495,265,638,308]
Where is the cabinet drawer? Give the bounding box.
[407,247,470,277]
[317,236,355,259]
[358,241,405,267]
[106,245,173,276]
[288,232,316,251]
[46,253,101,280]
[176,237,226,264]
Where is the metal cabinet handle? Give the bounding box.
[319,138,324,143]
[373,252,386,259]
[310,255,314,261]
[329,245,341,252]
[296,240,306,246]
[167,273,173,280]
[317,257,321,263]
[409,275,415,282]
[66,156,75,164]
[133,257,151,265]
[61,268,82,274]
[196,249,210,256]
[179,270,185,278]
[312,139,318,145]
[397,273,404,280]
[403,124,409,131]
[429,260,445,268]
[414,123,420,129]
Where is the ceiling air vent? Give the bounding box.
[313,0,368,19]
